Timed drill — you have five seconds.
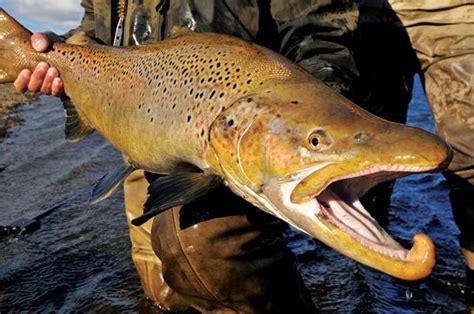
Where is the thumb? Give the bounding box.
[31,32,63,52]
[31,33,50,52]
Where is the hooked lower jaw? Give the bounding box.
[315,188,408,260]
[283,164,438,280]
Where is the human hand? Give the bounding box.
[13,32,64,96]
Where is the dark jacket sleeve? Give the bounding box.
[270,0,360,97]
[63,0,96,39]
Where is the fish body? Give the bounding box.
[0,9,452,280]
[3,23,299,173]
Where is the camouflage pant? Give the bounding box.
[356,0,474,250]
[124,170,315,312]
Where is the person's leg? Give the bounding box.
[150,184,317,313]
[124,171,316,312]
[123,170,192,311]
[388,0,474,301]
[424,53,474,285]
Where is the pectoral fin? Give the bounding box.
[90,163,135,204]
[131,172,222,226]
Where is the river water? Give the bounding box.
[0,77,470,312]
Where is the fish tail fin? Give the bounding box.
[0,9,34,83]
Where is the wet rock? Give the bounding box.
[0,83,36,141]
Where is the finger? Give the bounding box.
[40,67,59,94]
[31,33,50,52]
[13,69,32,93]
[28,62,49,92]
[51,77,64,96]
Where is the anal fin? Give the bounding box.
[131,171,222,226]
[90,163,135,204]
[62,97,94,142]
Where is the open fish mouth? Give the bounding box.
[303,164,436,261]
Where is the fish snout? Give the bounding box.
[428,135,452,172]
[345,120,452,173]
[374,124,453,171]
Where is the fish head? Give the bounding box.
[207,81,452,280]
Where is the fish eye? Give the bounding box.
[307,130,331,151]
[310,135,320,148]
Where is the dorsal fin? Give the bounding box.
[62,97,95,142]
[169,26,193,37]
[65,31,94,46]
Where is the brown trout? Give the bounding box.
[0,9,451,280]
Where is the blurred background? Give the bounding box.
[1,0,82,34]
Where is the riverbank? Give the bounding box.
[0,84,36,140]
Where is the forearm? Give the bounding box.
[271,1,359,97]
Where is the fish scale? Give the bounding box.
[41,29,296,172]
